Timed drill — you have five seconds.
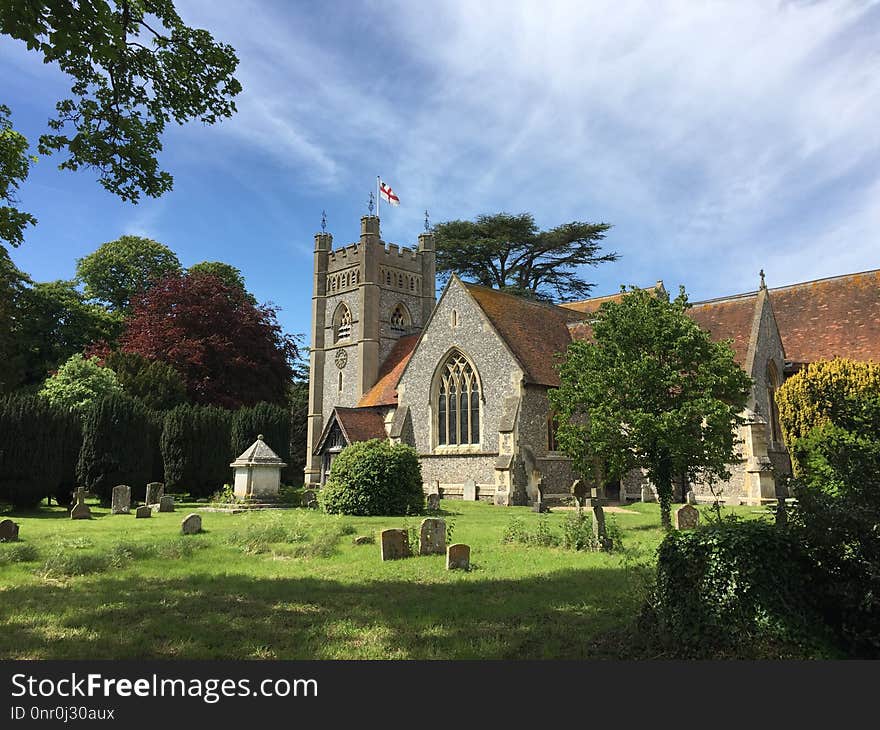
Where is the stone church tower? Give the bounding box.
[304,215,436,485]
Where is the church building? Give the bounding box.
[305,215,880,506]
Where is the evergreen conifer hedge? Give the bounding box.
[231,402,291,474]
[162,404,232,498]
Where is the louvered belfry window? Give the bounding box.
[437,350,480,446]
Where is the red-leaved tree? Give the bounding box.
[116,272,299,408]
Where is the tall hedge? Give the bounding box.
[162,404,232,498]
[0,395,71,508]
[231,402,291,474]
[53,406,83,505]
[77,393,152,503]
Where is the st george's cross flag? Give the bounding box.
[379,179,400,206]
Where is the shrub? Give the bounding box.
[0,543,39,565]
[501,515,559,547]
[162,404,233,498]
[643,520,828,657]
[77,392,152,503]
[39,353,122,412]
[320,440,423,516]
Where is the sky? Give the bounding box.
[3,0,880,346]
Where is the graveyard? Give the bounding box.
[0,498,772,660]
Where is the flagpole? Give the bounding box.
[376,176,380,221]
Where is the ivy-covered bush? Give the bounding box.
[77,392,152,503]
[162,404,232,498]
[643,520,830,658]
[320,439,423,516]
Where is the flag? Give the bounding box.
[379,179,400,206]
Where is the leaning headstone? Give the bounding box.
[0,519,19,542]
[675,503,699,530]
[302,490,318,509]
[571,479,588,508]
[145,482,164,505]
[686,489,697,505]
[181,513,202,535]
[426,493,441,511]
[462,479,477,501]
[158,495,175,513]
[111,485,131,515]
[135,505,152,519]
[70,488,91,520]
[419,518,446,556]
[640,484,656,503]
[380,529,411,561]
[446,543,470,570]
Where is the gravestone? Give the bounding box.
[145,482,164,505]
[181,513,202,535]
[111,485,131,515]
[462,479,477,501]
[640,484,656,503]
[446,543,470,570]
[571,479,587,509]
[686,489,697,505]
[158,495,175,513]
[353,535,375,545]
[419,518,446,556]
[675,504,699,530]
[0,519,19,542]
[426,493,441,511]
[380,529,411,561]
[70,488,92,520]
[302,490,318,509]
[591,487,612,550]
[135,505,152,519]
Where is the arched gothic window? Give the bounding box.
[767,360,782,444]
[333,303,352,342]
[390,303,411,334]
[436,350,480,446]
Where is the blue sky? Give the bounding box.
[3,0,880,346]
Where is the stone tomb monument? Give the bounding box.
[419,518,446,556]
[111,485,131,515]
[380,529,411,560]
[158,495,175,513]
[0,519,19,541]
[181,514,202,535]
[675,503,700,530]
[70,488,91,520]
[230,434,287,499]
[145,482,164,505]
[446,543,470,570]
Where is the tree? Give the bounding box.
[76,235,181,311]
[433,212,617,301]
[39,353,122,412]
[188,261,255,303]
[0,247,27,391]
[231,402,291,469]
[119,271,299,408]
[0,104,37,247]
[161,403,232,498]
[549,286,752,529]
[0,1,241,246]
[103,350,186,411]
[287,380,309,483]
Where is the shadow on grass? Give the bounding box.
[0,567,649,660]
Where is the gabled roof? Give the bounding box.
[463,283,587,387]
[230,436,286,466]
[559,281,665,314]
[357,333,420,407]
[314,406,387,454]
[768,269,880,365]
[686,294,759,366]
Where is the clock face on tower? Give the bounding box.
[335,349,348,370]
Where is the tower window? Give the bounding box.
[436,349,481,446]
[334,303,352,342]
[390,303,411,334]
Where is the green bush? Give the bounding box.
[319,439,423,516]
[162,404,233,498]
[0,543,39,565]
[231,402,290,468]
[643,519,829,657]
[77,392,152,503]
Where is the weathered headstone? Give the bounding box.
[446,543,470,570]
[302,490,317,509]
[686,489,697,505]
[145,482,164,505]
[675,503,699,530]
[70,488,91,520]
[462,479,477,501]
[419,518,446,556]
[353,535,374,545]
[111,485,131,515]
[426,493,441,511]
[380,529,411,560]
[181,513,202,535]
[158,495,175,513]
[571,479,587,508]
[640,484,655,503]
[0,519,19,541]
[135,505,152,519]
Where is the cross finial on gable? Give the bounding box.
[759,269,766,290]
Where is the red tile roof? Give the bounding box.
[357,334,420,407]
[769,270,880,365]
[334,407,387,443]
[686,295,758,365]
[465,283,587,387]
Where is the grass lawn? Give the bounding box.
[0,500,768,659]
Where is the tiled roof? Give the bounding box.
[559,282,665,314]
[769,269,880,365]
[231,436,286,466]
[686,294,759,365]
[334,407,388,443]
[357,334,420,407]
[464,283,586,386]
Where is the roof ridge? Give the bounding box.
[463,282,586,319]
[768,267,880,292]
[690,291,759,306]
